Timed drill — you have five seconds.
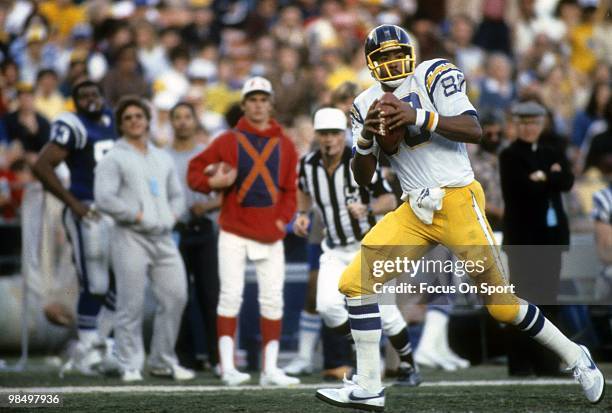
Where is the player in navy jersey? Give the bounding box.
[33,80,118,375]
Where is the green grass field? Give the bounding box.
[1,359,611,412]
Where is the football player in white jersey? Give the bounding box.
[316,25,604,411]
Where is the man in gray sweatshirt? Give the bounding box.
[94,96,193,382]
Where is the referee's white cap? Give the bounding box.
[314,108,347,131]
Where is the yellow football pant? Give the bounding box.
[339,180,520,324]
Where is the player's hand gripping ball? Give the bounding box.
[375,92,405,155]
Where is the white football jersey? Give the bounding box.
[351,58,477,194]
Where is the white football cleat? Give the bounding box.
[260,369,300,386]
[570,345,605,404]
[445,351,470,369]
[221,369,251,386]
[316,375,385,412]
[59,341,103,377]
[283,357,313,376]
[414,348,458,371]
[150,364,196,381]
[121,369,143,382]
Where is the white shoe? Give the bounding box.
[414,348,458,371]
[316,375,385,412]
[221,369,251,386]
[260,369,301,386]
[569,345,605,404]
[150,364,196,381]
[444,350,470,369]
[283,357,313,376]
[59,341,103,377]
[99,351,123,376]
[122,369,143,382]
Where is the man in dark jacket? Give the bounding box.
[500,101,574,376]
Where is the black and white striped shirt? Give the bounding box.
[593,185,612,224]
[298,146,393,247]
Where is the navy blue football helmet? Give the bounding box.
[364,25,415,86]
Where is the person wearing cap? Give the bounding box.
[187,76,299,386]
[19,25,59,85]
[287,107,421,386]
[500,100,574,377]
[470,108,506,231]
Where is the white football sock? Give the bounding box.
[297,311,320,363]
[97,306,115,339]
[78,329,99,348]
[347,295,383,393]
[417,308,446,352]
[219,336,236,372]
[264,340,280,373]
[513,303,581,367]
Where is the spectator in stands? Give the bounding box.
[584,97,612,173]
[478,53,516,111]
[592,153,612,302]
[500,101,574,376]
[187,76,299,387]
[0,82,50,329]
[180,3,220,50]
[470,108,505,231]
[0,82,50,162]
[101,44,149,107]
[135,21,169,83]
[34,69,65,121]
[167,101,221,373]
[568,2,599,76]
[445,14,485,83]
[0,157,26,221]
[270,46,313,126]
[573,82,611,148]
[155,46,191,102]
[38,0,87,43]
[94,96,193,382]
[58,51,88,98]
[473,0,513,56]
[16,25,59,85]
[1,60,20,113]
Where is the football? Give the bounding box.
[204,161,234,176]
[375,92,405,155]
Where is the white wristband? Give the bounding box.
[415,108,426,128]
[415,109,439,132]
[355,144,373,156]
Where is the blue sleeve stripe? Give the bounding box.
[351,103,364,125]
[462,110,479,118]
[428,67,461,102]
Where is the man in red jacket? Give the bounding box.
[188,76,299,386]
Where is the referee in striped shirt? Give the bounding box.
[292,107,421,386]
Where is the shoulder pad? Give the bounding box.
[417,59,462,100]
[54,112,87,149]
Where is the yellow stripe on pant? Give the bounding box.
[338,180,520,323]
